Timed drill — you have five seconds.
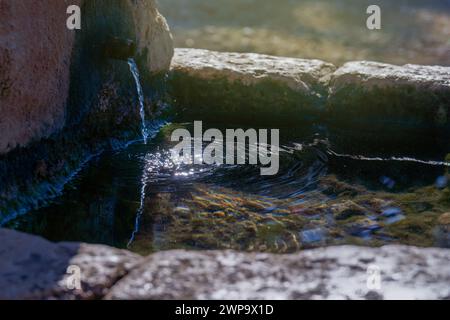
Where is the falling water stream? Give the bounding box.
[127,59,151,247]
[128,58,148,144]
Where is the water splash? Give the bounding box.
[128,58,148,144]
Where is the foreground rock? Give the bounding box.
[1,229,449,300]
[170,48,336,124]
[0,229,142,300]
[106,246,450,300]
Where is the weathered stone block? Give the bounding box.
[169,48,335,125]
[327,61,450,131]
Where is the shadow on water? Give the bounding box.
[5,122,450,253]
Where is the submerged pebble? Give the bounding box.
[438,212,450,225]
[381,207,405,224]
[382,207,402,217]
[300,228,325,243]
[434,214,450,248]
[380,176,395,189]
[346,219,381,239]
[384,214,406,225]
[435,175,448,189]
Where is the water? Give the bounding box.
[128,58,148,144]
[5,122,450,254]
[127,156,148,248]
[126,59,150,247]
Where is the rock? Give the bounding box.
[1,228,449,300]
[130,0,174,73]
[102,38,137,61]
[331,61,450,92]
[0,0,173,154]
[382,207,403,217]
[0,0,79,154]
[327,61,450,131]
[171,48,335,92]
[0,228,143,300]
[331,200,367,221]
[300,228,326,244]
[434,214,450,248]
[435,213,450,248]
[106,245,450,300]
[438,213,450,226]
[380,207,405,225]
[169,48,336,125]
[0,0,173,222]
[345,218,381,239]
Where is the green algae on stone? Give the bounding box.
[327,85,450,131]
[169,49,335,125]
[169,73,325,125]
[327,62,450,141]
[153,122,189,144]
[128,184,310,254]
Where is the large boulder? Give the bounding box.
[169,48,335,125]
[0,0,173,155]
[0,228,142,300]
[0,0,79,154]
[0,0,173,223]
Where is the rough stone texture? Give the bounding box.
[0,228,142,300]
[327,61,450,130]
[107,246,450,300]
[330,61,450,91]
[169,49,450,133]
[0,0,173,222]
[0,0,173,155]
[1,228,449,300]
[131,0,174,73]
[171,48,335,92]
[0,0,79,154]
[169,48,336,124]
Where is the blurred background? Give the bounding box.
[158,0,450,65]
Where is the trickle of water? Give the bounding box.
[128,58,148,144]
[127,165,148,248]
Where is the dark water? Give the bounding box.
[5,122,450,253]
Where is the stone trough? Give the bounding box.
[169,48,450,152]
[1,1,450,301]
